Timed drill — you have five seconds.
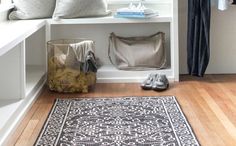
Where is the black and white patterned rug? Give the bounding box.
[35,96,200,146]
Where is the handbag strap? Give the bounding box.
[149,31,164,38]
[108,33,116,67]
[114,31,164,41]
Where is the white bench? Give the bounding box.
[0,20,47,145]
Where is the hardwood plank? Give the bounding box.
[15,120,38,146]
[6,75,236,146]
[15,103,51,146]
[179,84,226,146]
[176,91,224,146]
[187,84,235,145]
[27,104,52,146]
[5,103,40,146]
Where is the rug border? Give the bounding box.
[34,96,201,146]
[34,99,60,146]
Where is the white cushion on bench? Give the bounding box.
[9,0,56,20]
[52,0,110,19]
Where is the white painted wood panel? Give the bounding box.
[0,44,24,99]
[97,65,173,83]
[25,27,46,66]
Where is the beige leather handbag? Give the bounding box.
[108,32,167,70]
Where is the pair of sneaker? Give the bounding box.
[141,73,169,91]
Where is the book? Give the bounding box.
[114,13,159,19]
[115,3,159,19]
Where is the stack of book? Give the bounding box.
[115,3,159,18]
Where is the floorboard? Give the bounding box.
[6,75,236,146]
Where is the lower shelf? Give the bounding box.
[97,65,173,83]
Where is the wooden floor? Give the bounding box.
[6,75,236,146]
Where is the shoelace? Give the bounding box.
[155,74,163,82]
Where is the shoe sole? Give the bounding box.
[152,84,169,91]
[141,86,153,90]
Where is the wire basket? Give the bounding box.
[47,39,97,93]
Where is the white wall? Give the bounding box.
[179,0,236,74]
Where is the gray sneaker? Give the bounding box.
[152,74,169,91]
[141,73,156,90]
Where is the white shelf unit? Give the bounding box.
[48,0,179,82]
[0,20,46,100]
[0,20,46,145]
[48,15,172,24]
